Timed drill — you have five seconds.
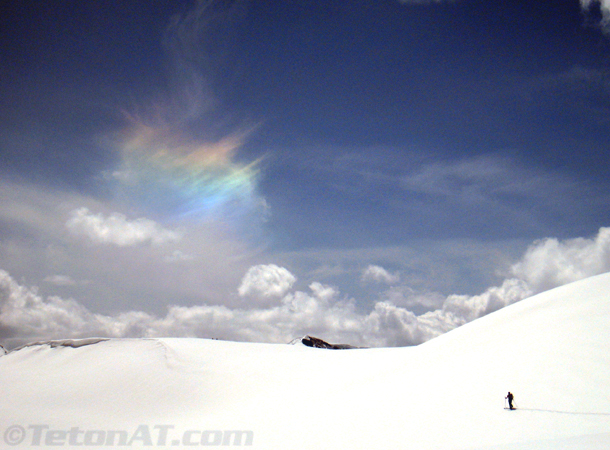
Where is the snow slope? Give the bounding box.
[1,273,610,449]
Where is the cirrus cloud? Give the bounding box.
[43,275,78,287]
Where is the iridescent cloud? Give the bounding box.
[111,119,264,222]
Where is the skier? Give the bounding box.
[505,392,515,410]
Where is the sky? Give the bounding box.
[0,0,610,348]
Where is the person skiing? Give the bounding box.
[506,392,515,410]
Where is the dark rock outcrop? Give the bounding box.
[290,335,360,349]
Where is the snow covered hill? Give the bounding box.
[1,273,610,449]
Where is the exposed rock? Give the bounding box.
[289,335,360,349]
[13,338,110,352]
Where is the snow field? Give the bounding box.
[1,273,610,449]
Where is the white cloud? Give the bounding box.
[164,250,195,263]
[362,265,400,284]
[396,154,592,235]
[511,227,610,294]
[0,179,260,314]
[379,285,445,310]
[581,0,610,33]
[43,275,77,286]
[66,207,182,246]
[400,155,570,202]
[0,267,514,349]
[3,228,610,349]
[442,278,532,323]
[308,281,338,303]
[238,264,296,301]
[0,270,117,344]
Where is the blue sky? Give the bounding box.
[1,0,610,347]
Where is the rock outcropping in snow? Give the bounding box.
[13,337,110,351]
[289,335,360,349]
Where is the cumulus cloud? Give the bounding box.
[238,264,297,301]
[0,269,518,349]
[3,228,610,349]
[511,227,610,294]
[581,0,610,33]
[308,282,339,303]
[0,270,118,345]
[379,285,445,310]
[0,271,358,348]
[66,207,182,246]
[0,179,260,314]
[362,265,400,284]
